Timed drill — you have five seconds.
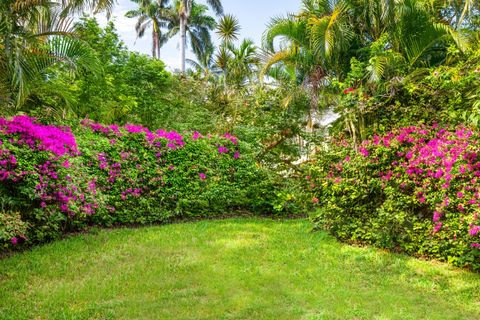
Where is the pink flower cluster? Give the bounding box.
[0,149,23,181]
[82,119,185,149]
[121,188,142,200]
[1,116,78,156]
[83,120,242,159]
[223,133,238,145]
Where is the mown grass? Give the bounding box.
[0,218,479,320]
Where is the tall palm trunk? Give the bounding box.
[180,10,187,72]
[157,35,161,59]
[152,20,160,59]
[152,29,158,58]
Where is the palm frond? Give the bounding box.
[216,14,240,44]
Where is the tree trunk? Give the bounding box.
[152,29,158,59]
[180,12,187,72]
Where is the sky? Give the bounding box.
[96,0,302,71]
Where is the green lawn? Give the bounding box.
[0,218,479,320]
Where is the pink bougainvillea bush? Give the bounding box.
[307,124,480,270]
[0,116,279,249]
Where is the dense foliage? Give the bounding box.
[307,125,480,269]
[0,116,292,249]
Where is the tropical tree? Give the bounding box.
[216,14,241,44]
[224,39,259,88]
[0,0,99,110]
[427,0,479,29]
[187,45,220,79]
[262,0,353,131]
[214,13,241,87]
[175,0,223,72]
[262,0,470,135]
[166,0,217,70]
[60,0,117,16]
[125,0,171,59]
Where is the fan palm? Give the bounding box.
[213,13,241,87]
[125,0,171,59]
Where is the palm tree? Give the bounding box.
[263,0,469,125]
[167,0,217,70]
[1,0,100,109]
[224,39,259,88]
[214,13,241,87]
[262,0,353,131]
[348,0,468,78]
[216,14,240,44]
[126,0,171,59]
[187,45,220,79]
[60,0,117,16]
[176,0,223,72]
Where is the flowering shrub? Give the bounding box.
[0,116,283,249]
[307,125,480,270]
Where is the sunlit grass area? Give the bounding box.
[1,218,479,320]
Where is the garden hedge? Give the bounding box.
[307,125,480,270]
[0,116,283,249]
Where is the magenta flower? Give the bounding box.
[469,225,480,236]
[223,133,238,145]
[434,169,444,179]
[433,222,443,233]
[433,211,442,222]
[192,131,201,140]
[218,146,229,154]
[62,159,70,168]
[359,147,369,157]
[10,237,18,245]
[0,116,78,156]
[199,173,206,180]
